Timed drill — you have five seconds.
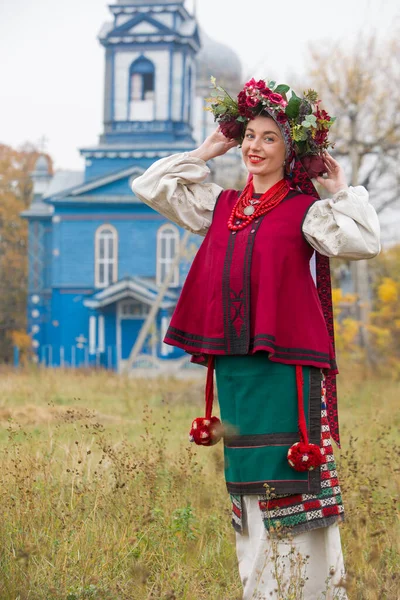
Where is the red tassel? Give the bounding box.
[287,441,322,472]
[189,416,222,446]
[287,365,322,472]
[189,356,222,447]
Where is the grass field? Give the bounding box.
[0,364,398,600]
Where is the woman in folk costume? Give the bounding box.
[132,78,380,599]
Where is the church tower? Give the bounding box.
[81,0,200,180]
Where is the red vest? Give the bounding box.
[165,189,337,372]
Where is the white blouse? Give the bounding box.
[131,153,381,260]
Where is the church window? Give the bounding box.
[120,300,149,318]
[128,56,155,121]
[129,57,155,101]
[95,225,118,288]
[156,224,179,287]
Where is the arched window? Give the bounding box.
[95,225,118,288]
[156,224,179,287]
[128,56,155,121]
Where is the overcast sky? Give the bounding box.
[0,0,398,171]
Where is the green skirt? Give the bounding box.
[215,353,322,495]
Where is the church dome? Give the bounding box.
[34,155,50,174]
[196,30,242,94]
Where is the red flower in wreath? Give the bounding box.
[276,111,289,123]
[238,91,254,118]
[314,128,329,145]
[260,87,273,97]
[246,95,260,108]
[315,105,331,122]
[269,92,288,107]
[300,155,326,178]
[220,118,244,140]
[245,78,266,91]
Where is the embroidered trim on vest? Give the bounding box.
[165,326,336,369]
[166,326,225,350]
[222,212,265,354]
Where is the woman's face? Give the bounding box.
[241,115,286,179]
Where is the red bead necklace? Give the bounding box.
[227,178,290,231]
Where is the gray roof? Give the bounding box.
[179,18,196,36]
[98,22,113,38]
[84,276,179,310]
[43,170,85,199]
[21,199,53,219]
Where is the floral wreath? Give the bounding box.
[206,77,336,178]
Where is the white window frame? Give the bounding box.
[95,224,118,288]
[120,299,149,319]
[98,315,105,353]
[156,224,179,287]
[89,315,96,355]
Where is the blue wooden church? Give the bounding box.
[22,0,243,372]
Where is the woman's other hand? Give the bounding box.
[189,128,239,162]
[315,152,348,195]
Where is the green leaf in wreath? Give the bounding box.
[302,114,317,128]
[291,125,308,141]
[286,95,301,118]
[214,105,226,115]
[274,84,290,95]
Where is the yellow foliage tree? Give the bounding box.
[331,288,361,356]
[0,143,53,363]
[364,246,400,375]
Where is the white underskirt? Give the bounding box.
[236,495,348,600]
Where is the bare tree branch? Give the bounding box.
[305,31,400,237]
[375,194,400,215]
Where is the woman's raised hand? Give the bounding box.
[189,128,239,162]
[315,152,348,195]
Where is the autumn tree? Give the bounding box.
[304,32,400,358]
[306,32,400,211]
[365,245,400,374]
[0,143,52,363]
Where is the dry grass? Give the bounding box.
[0,364,398,600]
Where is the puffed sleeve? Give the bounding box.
[131,152,223,236]
[302,186,381,260]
